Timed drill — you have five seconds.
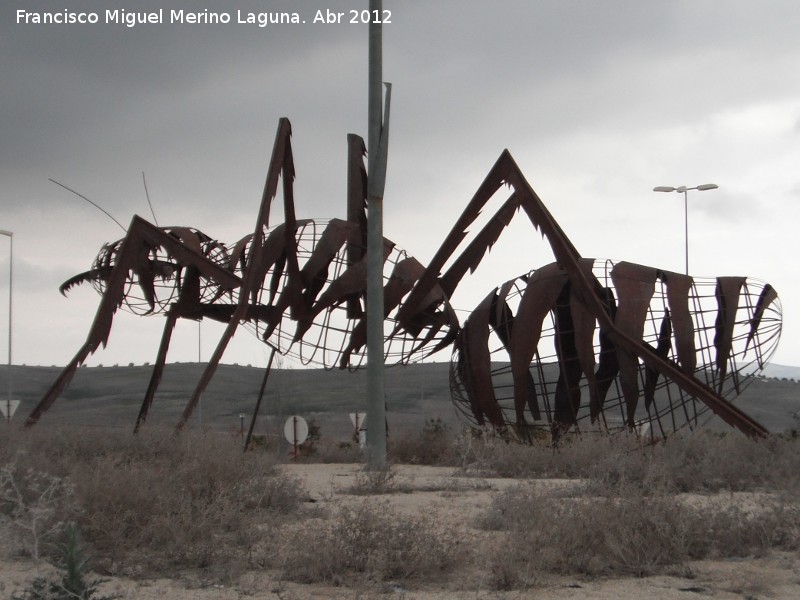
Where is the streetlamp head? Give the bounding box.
[0,230,12,238]
[654,184,719,193]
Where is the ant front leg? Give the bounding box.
[26,225,149,426]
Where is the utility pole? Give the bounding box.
[0,231,12,423]
[366,0,390,469]
[197,321,202,428]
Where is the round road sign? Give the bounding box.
[284,416,309,446]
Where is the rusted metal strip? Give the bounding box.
[163,226,205,254]
[293,239,395,344]
[253,221,314,339]
[341,256,424,368]
[509,264,568,422]
[259,118,293,230]
[570,259,599,418]
[300,219,357,306]
[454,335,485,426]
[714,277,746,393]
[663,270,696,375]
[463,291,505,428]
[59,267,114,296]
[746,284,778,363]
[494,280,516,330]
[438,196,520,300]
[229,234,253,273]
[136,217,240,291]
[398,151,516,324]
[594,286,619,419]
[610,262,657,426]
[346,134,368,265]
[644,310,672,410]
[552,284,583,429]
[407,303,460,360]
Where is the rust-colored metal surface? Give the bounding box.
[444,154,780,441]
[28,119,782,442]
[451,260,781,441]
[26,119,457,430]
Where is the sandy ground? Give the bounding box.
[2,463,799,599]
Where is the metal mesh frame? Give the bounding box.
[89,228,232,316]
[450,259,782,442]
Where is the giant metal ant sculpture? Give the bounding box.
[27,118,781,443]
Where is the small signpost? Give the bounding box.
[1,399,19,422]
[284,415,309,462]
[350,412,367,449]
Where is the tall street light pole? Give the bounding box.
[653,184,718,274]
[0,230,12,422]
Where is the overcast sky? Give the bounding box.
[1,0,798,372]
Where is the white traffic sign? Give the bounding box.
[349,412,367,450]
[0,400,19,420]
[284,416,309,446]
[349,412,366,430]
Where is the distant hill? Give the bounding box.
[1,362,798,436]
[0,362,455,438]
[760,363,800,381]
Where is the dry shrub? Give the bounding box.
[586,432,800,494]
[0,426,307,580]
[4,424,800,590]
[0,464,76,559]
[312,417,460,466]
[656,433,800,492]
[461,429,800,494]
[479,480,800,587]
[310,439,362,464]
[70,431,305,577]
[388,418,459,466]
[277,500,460,585]
[479,483,697,578]
[346,466,398,495]
[697,496,800,557]
[457,430,642,479]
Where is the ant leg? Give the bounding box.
[25,225,146,426]
[244,347,277,451]
[134,311,179,433]
[25,342,96,427]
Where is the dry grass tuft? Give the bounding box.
[275,499,461,585]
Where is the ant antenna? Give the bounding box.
[49,178,127,233]
[142,172,159,226]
